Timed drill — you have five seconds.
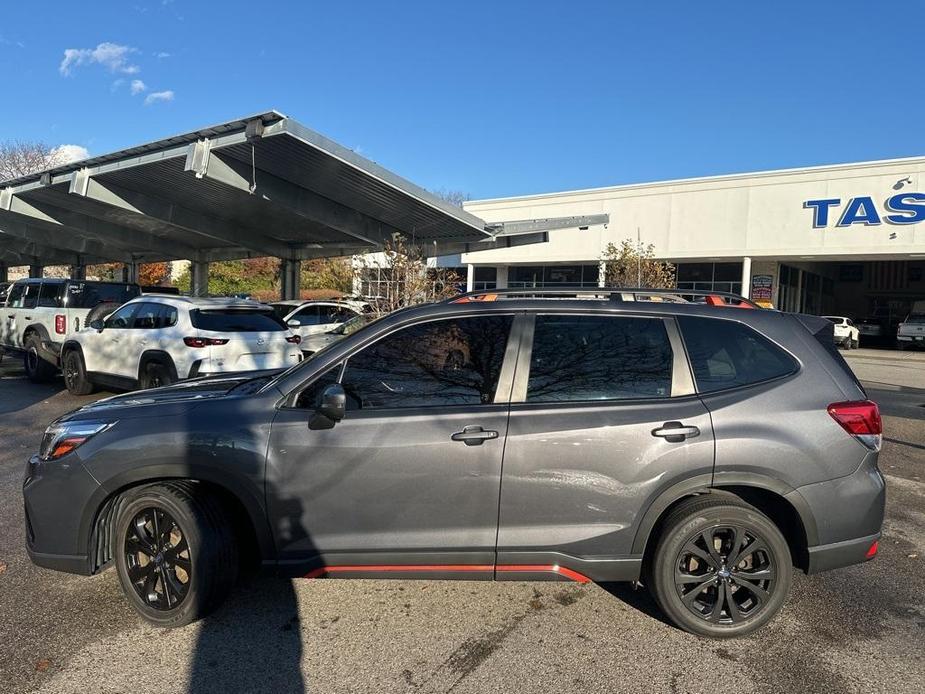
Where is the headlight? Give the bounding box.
[39,421,115,461]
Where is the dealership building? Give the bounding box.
[448,156,925,323]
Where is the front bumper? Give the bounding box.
[23,453,101,575]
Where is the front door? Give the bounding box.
[497,313,715,581]
[85,302,140,378]
[267,313,517,576]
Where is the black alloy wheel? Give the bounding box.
[674,525,775,625]
[124,507,192,611]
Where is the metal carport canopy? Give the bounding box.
[0,110,500,267]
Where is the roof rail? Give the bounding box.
[448,286,762,309]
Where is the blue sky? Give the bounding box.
[1,1,922,199]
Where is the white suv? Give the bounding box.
[824,316,860,350]
[61,296,303,394]
[270,299,370,343]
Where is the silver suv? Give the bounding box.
[22,288,884,638]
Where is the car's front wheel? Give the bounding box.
[114,482,238,627]
[648,497,792,638]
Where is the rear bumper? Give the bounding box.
[806,532,880,574]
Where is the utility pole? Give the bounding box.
[637,227,642,287]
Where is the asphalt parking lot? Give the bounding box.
[0,349,923,694]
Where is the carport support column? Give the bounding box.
[280,259,301,300]
[123,262,140,284]
[0,262,7,283]
[191,261,210,297]
[740,256,752,299]
[466,264,475,292]
[70,264,86,281]
[29,264,43,279]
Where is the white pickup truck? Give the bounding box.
[897,301,925,350]
[0,278,141,382]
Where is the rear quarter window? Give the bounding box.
[678,316,798,394]
[190,309,287,332]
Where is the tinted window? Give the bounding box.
[67,282,140,309]
[20,283,40,310]
[678,316,798,393]
[295,363,343,409]
[526,315,673,402]
[105,303,139,329]
[340,316,513,410]
[290,306,321,326]
[133,303,161,330]
[37,282,63,308]
[160,304,178,328]
[319,305,357,323]
[190,309,286,332]
[6,283,25,308]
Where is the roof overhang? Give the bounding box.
[0,110,495,265]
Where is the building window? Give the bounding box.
[508,264,599,288]
[473,266,497,291]
[676,262,743,295]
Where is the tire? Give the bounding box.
[647,496,792,638]
[851,338,859,350]
[62,349,95,395]
[114,482,239,628]
[23,334,57,383]
[139,360,175,390]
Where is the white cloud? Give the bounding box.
[144,90,174,105]
[155,51,171,59]
[130,79,147,95]
[50,144,90,165]
[60,42,139,76]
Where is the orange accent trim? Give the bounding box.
[495,564,592,584]
[303,563,592,583]
[451,294,498,304]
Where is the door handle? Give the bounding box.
[451,425,499,446]
[652,421,700,442]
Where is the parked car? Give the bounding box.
[270,299,370,341]
[823,316,859,349]
[24,288,883,638]
[0,278,142,382]
[856,317,885,344]
[300,313,379,355]
[60,296,303,394]
[896,306,925,350]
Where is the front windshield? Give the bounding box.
[258,310,390,392]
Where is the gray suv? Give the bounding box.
[22,289,885,638]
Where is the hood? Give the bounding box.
[67,369,285,418]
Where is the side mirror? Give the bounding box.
[309,383,346,430]
[287,319,300,328]
[90,319,104,331]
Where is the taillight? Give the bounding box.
[55,314,66,334]
[866,540,879,559]
[286,334,301,344]
[183,337,230,348]
[827,400,882,451]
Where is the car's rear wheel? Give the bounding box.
[23,334,57,383]
[648,497,792,638]
[114,482,238,627]
[62,349,95,395]
[139,361,175,390]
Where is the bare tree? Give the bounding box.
[431,188,470,208]
[0,140,71,182]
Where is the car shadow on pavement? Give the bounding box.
[188,575,306,693]
[597,581,676,629]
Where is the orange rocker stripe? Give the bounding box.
[304,564,591,583]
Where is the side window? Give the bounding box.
[159,304,178,328]
[678,316,798,393]
[291,306,320,326]
[340,315,513,410]
[37,282,62,308]
[133,303,160,330]
[104,303,139,329]
[21,283,40,310]
[6,283,25,308]
[295,364,343,409]
[526,315,673,402]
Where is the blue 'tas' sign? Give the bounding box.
[804,193,925,227]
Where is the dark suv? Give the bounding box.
[23,289,885,637]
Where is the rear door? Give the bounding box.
[496,312,715,580]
